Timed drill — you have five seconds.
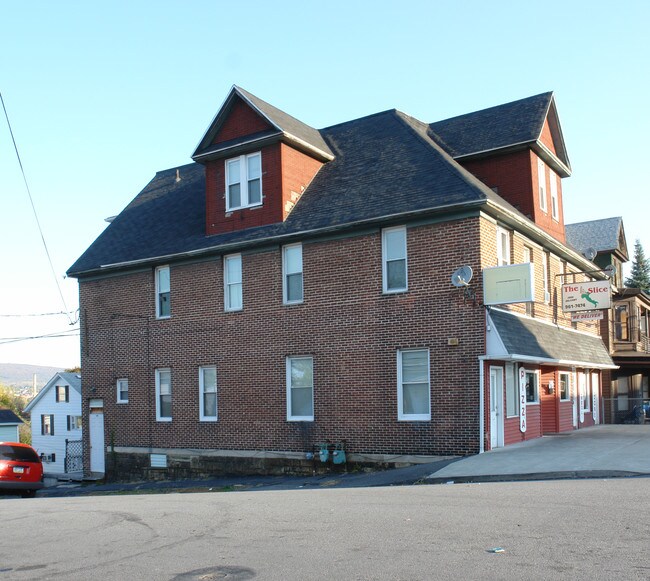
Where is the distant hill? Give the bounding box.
[0,363,65,390]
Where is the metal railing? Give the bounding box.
[602,398,649,425]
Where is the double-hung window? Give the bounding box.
[496,227,511,266]
[283,244,303,304]
[538,158,547,212]
[224,254,243,311]
[226,152,262,211]
[117,378,129,404]
[382,226,407,293]
[156,266,171,319]
[549,169,559,220]
[155,368,172,421]
[41,415,54,436]
[397,349,431,421]
[287,356,314,421]
[56,385,69,403]
[67,415,82,431]
[505,363,519,417]
[199,366,218,421]
[542,252,550,303]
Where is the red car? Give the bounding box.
[0,442,44,498]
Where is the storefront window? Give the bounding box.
[525,371,538,403]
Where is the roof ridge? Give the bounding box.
[430,91,553,126]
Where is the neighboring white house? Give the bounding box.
[24,372,82,476]
[0,409,23,442]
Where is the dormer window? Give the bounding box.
[226,152,262,211]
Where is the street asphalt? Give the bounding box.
[36,424,650,498]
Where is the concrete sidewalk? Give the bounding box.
[35,425,650,498]
[426,424,650,483]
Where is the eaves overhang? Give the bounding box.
[192,86,334,164]
[482,199,606,278]
[70,198,488,279]
[192,130,334,164]
[453,139,571,178]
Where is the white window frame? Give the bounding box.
[282,243,304,305]
[542,252,550,303]
[225,152,262,211]
[496,227,511,266]
[199,366,218,422]
[117,378,129,404]
[382,226,408,293]
[286,356,314,421]
[538,158,547,212]
[549,169,559,220]
[397,349,431,421]
[56,385,69,403]
[155,368,172,422]
[525,370,540,404]
[505,362,519,417]
[224,254,243,312]
[583,372,591,412]
[155,265,171,319]
[67,415,82,431]
[559,372,570,401]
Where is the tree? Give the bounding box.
[0,384,31,444]
[625,239,650,291]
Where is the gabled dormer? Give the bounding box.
[429,92,571,243]
[192,86,334,235]
[566,217,629,288]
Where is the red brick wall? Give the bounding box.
[78,217,486,464]
[212,98,272,144]
[205,143,283,233]
[205,142,324,234]
[539,118,557,155]
[461,150,566,243]
[280,143,324,219]
[462,151,534,218]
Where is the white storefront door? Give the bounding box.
[490,367,504,449]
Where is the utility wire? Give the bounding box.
[0,309,79,318]
[1,91,75,326]
[0,328,80,345]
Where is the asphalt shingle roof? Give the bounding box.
[69,109,511,276]
[489,308,614,367]
[565,217,624,255]
[429,92,553,158]
[0,409,23,425]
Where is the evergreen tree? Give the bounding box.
[625,239,650,291]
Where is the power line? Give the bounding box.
[1,91,75,326]
[0,309,79,318]
[0,328,80,345]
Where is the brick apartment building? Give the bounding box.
[68,86,615,480]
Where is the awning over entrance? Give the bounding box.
[486,308,617,369]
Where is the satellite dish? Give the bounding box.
[604,264,616,279]
[451,265,473,287]
[584,247,597,261]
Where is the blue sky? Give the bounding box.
[1,0,648,368]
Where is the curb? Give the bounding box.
[424,470,649,485]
